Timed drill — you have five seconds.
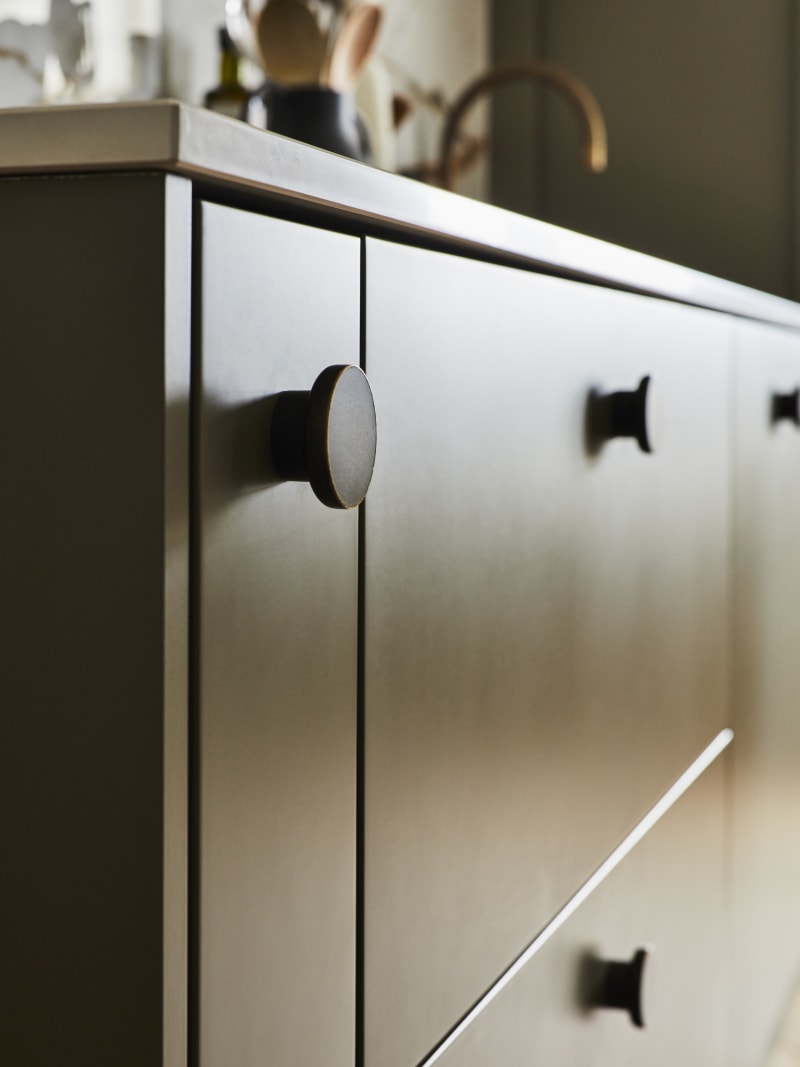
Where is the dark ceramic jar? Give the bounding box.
[256,83,371,162]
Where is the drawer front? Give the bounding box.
[434,759,727,1067]
[362,239,731,1067]
[731,320,800,1066]
[194,204,359,1067]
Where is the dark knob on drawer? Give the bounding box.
[772,388,800,426]
[586,947,649,1028]
[590,376,660,454]
[270,365,377,509]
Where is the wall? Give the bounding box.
[0,0,161,102]
[491,0,800,299]
[162,0,220,107]
[373,0,488,195]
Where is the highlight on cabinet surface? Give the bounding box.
[360,237,732,1067]
[730,320,800,1067]
[427,758,728,1067]
[193,203,361,1067]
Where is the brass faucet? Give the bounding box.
[439,61,608,192]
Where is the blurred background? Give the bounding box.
[0,0,796,298]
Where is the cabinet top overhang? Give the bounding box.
[1,100,798,330]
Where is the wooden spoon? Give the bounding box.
[256,0,328,85]
[326,3,383,93]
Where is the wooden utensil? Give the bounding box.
[325,3,382,93]
[256,0,328,85]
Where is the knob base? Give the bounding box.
[582,946,650,1028]
[772,388,800,426]
[270,365,377,510]
[271,391,312,482]
[586,376,659,455]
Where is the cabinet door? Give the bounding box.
[434,760,727,1067]
[362,239,731,1067]
[731,321,800,1067]
[195,204,359,1067]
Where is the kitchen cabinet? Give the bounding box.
[1,103,799,1067]
[193,204,360,1067]
[362,238,731,1067]
[730,320,800,1067]
[433,759,728,1067]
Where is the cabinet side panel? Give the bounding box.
[0,174,188,1066]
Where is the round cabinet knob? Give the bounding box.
[772,388,800,426]
[586,946,650,1028]
[270,365,377,509]
[589,375,661,454]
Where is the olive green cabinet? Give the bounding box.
[3,174,799,1067]
[730,320,800,1067]
[0,172,191,1067]
[193,204,360,1067]
[434,761,727,1067]
[361,238,731,1067]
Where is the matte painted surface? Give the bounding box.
[194,204,359,1067]
[435,760,728,1067]
[417,730,732,1067]
[0,173,191,1066]
[362,238,731,1067]
[731,321,800,1067]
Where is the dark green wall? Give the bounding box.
[491,0,800,298]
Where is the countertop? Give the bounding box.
[2,100,799,330]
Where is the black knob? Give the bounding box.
[588,376,660,454]
[585,947,650,1028]
[772,388,800,426]
[270,365,377,509]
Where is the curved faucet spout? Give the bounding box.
[439,61,608,192]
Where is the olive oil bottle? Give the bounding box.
[203,26,251,121]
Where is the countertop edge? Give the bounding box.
[2,100,799,330]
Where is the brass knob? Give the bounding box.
[270,365,377,509]
[584,946,650,1028]
[772,388,800,426]
[588,376,660,454]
